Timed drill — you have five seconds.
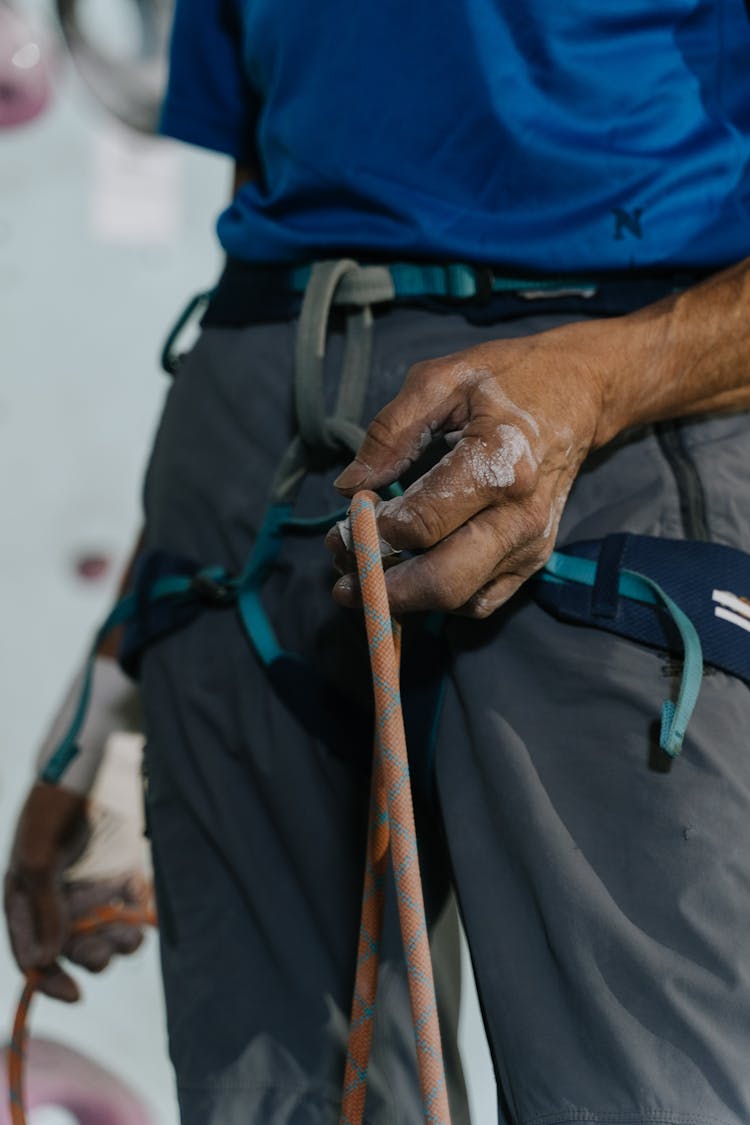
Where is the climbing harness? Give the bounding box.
[14,259,750,1121]
[536,532,750,759]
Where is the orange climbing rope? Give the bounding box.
[7,902,157,1125]
[341,491,451,1125]
[7,490,449,1125]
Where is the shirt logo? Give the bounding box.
[613,207,644,240]
[712,588,750,635]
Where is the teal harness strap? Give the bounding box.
[39,567,236,784]
[40,595,138,784]
[234,483,405,670]
[542,549,704,758]
[288,262,598,303]
[44,259,438,788]
[235,503,297,666]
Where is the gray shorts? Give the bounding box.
[140,305,750,1125]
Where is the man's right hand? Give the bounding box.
[4,782,147,1002]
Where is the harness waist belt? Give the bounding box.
[535,533,750,686]
[196,260,716,334]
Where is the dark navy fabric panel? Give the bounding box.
[533,534,750,684]
[161,0,750,271]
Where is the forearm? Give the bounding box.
[590,257,750,447]
[37,529,144,790]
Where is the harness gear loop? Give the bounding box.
[293,259,395,461]
[160,288,214,375]
[270,261,396,506]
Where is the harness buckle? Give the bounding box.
[190,572,234,606]
[473,265,494,302]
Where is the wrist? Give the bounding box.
[35,655,140,794]
[586,259,750,445]
[555,307,677,451]
[533,316,647,453]
[11,783,89,878]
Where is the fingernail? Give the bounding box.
[333,459,370,492]
[335,574,357,594]
[335,517,353,552]
[380,537,401,560]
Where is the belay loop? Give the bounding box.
[341,492,452,1125]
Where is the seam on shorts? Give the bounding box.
[521,1109,736,1125]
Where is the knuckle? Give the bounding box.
[435,592,464,613]
[516,525,555,573]
[404,358,439,389]
[389,555,465,613]
[488,498,547,557]
[380,498,441,550]
[509,456,539,498]
[521,496,552,541]
[464,572,523,618]
[529,542,554,575]
[20,861,55,887]
[463,598,495,620]
[363,409,399,455]
[4,869,22,899]
[432,578,469,613]
[462,579,506,619]
[401,504,442,549]
[484,516,517,562]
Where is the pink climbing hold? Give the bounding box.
[0,1036,154,1125]
[74,553,112,582]
[0,3,55,130]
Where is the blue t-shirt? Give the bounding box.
[160,0,750,273]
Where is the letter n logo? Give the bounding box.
[612,207,644,240]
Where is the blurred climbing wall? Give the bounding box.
[1,1,224,1119]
